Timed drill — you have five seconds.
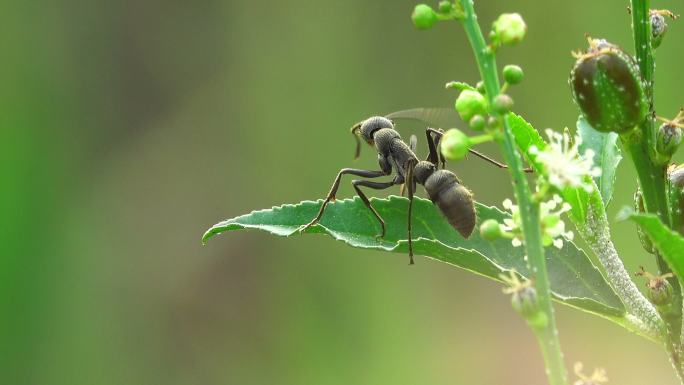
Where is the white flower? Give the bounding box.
[500,195,574,249]
[529,129,601,192]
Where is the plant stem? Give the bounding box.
[630,0,684,378]
[458,2,567,385]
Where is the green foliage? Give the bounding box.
[577,117,622,207]
[205,196,626,320]
[508,114,598,225]
[619,208,684,280]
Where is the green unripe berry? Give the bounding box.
[455,90,487,122]
[412,4,438,30]
[656,123,682,159]
[437,1,453,14]
[480,219,503,241]
[492,94,514,115]
[440,129,471,160]
[469,115,486,132]
[503,65,524,85]
[570,39,647,134]
[492,13,527,46]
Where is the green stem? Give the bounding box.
[630,0,684,379]
[459,2,567,385]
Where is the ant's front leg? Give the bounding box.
[298,168,388,232]
[427,127,533,173]
[425,127,446,168]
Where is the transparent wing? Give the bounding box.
[385,107,459,129]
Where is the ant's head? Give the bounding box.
[351,116,394,159]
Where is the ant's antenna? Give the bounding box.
[351,123,362,160]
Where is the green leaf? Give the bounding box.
[577,117,622,207]
[619,207,684,279]
[205,196,626,321]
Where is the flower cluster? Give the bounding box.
[501,195,574,249]
[573,362,608,385]
[530,129,601,192]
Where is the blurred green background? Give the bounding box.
[3,0,684,384]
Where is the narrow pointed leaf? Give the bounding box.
[205,196,626,321]
[619,207,684,279]
[578,117,622,207]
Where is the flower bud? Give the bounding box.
[440,129,470,160]
[634,188,654,254]
[475,81,486,94]
[656,123,682,159]
[412,4,438,30]
[469,114,486,132]
[492,94,514,115]
[455,90,487,122]
[570,39,647,134]
[503,65,524,85]
[480,219,503,241]
[491,13,527,46]
[437,1,453,14]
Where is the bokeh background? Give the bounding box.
[3,0,684,384]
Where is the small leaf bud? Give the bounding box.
[656,122,682,159]
[480,219,503,241]
[503,65,524,85]
[636,267,674,308]
[412,4,438,30]
[491,13,527,46]
[570,38,647,134]
[492,94,514,115]
[651,12,668,48]
[440,129,471,160]
[455,90,487,122]
[469,114,486,132]
[501,271,548,330]
[650,10,677,49]
[634,188,654,254]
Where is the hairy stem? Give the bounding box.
[459,2,567,385]
[581,204,664,339]
[630,0,684,379]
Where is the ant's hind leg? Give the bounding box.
[298,168,387,233]
[399,135,418,196]
[405,159,418,265]
[351,180,397,238]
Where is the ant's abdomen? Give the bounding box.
[424,170,476,238]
